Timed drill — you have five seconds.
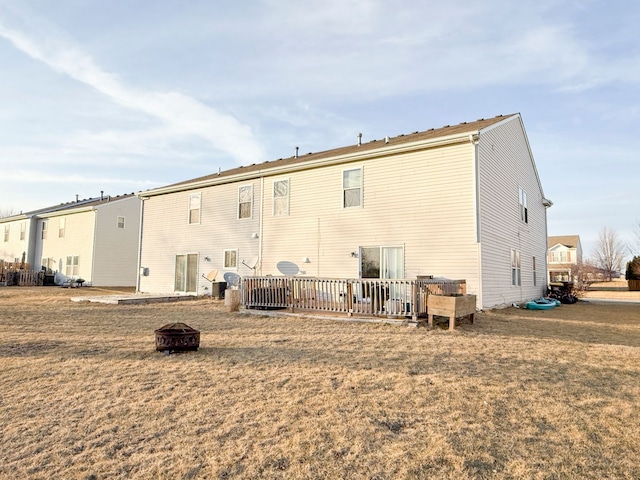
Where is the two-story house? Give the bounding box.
[547,235,583,283]
[137,113,551,309]
[1,194,141,286]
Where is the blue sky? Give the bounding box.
[0,0,638,259]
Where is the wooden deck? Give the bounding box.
[242,276,468,324]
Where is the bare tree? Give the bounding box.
[0,207,16,219]
[593,227,626,281]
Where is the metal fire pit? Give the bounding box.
[155,323,200,352]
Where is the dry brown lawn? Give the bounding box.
[1,287,639,479]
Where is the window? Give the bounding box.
[533,256,537,286]
[273,179,289,216]
[188,193,201,224]
[343,168,362,208]
[175,254,198,292]
[519,187,528,223]
[360,246,404,279]
[3,225,8,242]
[117,216,125,229]
[20,222,26,241]
[65,256,79,277]
[59,218,65,238]
[551,251,568,263]
[511,249,521,286]
[224,249,238,269]
[238,185,252,219]
[42,221,48,240]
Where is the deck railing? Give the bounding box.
[242,276,466,319]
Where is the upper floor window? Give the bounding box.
[519,187,528,223]
[533,256,537,286]
[343,168,362,208]
[551,251,568,263]
[59,218,66,238]
[273,179,289,216]
[511,249,521,286]
[41,221,48,240]
[117,216,125,229]
[188,193,201,224]
[20,222,26,241]
[238,185,253,219]
[3,225,8,242]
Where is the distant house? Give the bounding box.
[547,235,583,282]
[137,113,551,309]
[0,194,141,286]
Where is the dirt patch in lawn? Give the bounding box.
[1,286,639,479]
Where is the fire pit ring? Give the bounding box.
[155,322,200,352]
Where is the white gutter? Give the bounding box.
[139,131,478,199]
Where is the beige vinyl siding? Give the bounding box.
[477,116,548,308]
[139,180,262,294]
[91,198,141,286]
[260,143,481,294]
[0,218,31,264]
[38,211,96,283]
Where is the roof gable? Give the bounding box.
[548,235,581,250]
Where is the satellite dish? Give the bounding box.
[203,269,218,282]
[223,272,241,287]
[242,256,259,270]
[276,261,299,276]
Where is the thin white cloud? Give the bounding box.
[0,170,157,187]
[0,12,265,165]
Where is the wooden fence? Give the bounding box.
[0,260,43,286]
[242,276,466,319]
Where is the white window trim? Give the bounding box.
[41,221,48,240]
[3,225,9,242]
[223,249,239,270]
[238,184,253,219]
[65,255,79,277]
[59,218,66,238]
[188,192,202,225]
[519,187,528,224]
[272,178,290,216]
[20,222,26,241]
[511,249,521,287]
[342,167,363,209]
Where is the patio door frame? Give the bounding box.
[175,253,198,293]
[359,245,405,279]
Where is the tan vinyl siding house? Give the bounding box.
[547,235,583,282]
[0,216,33,265]
[5,195,141,287]
[138,180,262,294]
[138,113,551,309]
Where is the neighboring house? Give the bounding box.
[1,194,141,287]
[138,113,551,309]
[547,235,583,282]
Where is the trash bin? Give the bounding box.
[211,282,226,300]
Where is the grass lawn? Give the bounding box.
[1,287,639,479]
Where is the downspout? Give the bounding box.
[471,133,483,309]
[90,209,97,285]
[258,177,264,276]
[136,199,145,292]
